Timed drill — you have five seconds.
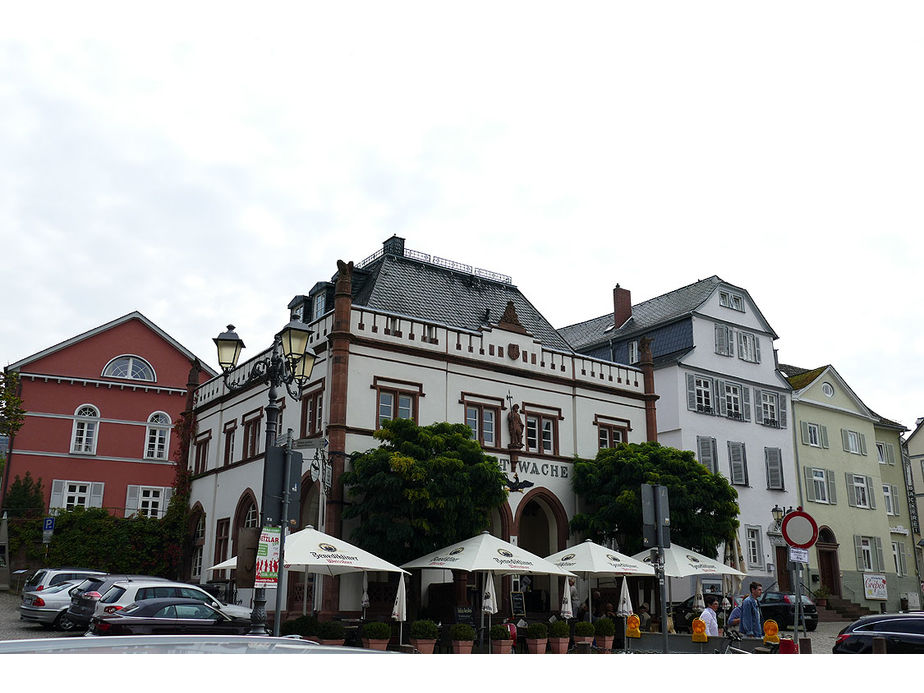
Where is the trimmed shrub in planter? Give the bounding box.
[594,617,616,651]
[317,620,346,646]
[449,623,476,654]
[548,619,570,654]
[573,620,595,644]
[526,622,548,654]
[362,621,391,650]
[410,619,439,654]
[280,615,319,639]
[490,624,512,654]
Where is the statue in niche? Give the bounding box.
[507,403,524,450]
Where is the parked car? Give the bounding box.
[66,574,170,630]
[19,579,85,631]
[90,598,252,636]
[94,580,252,621]
[22,567,105,593]
[0,635,391,654]
[670,594,740,633]
[833,613,924,653]
[757,591,818,631]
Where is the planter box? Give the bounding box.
[363,638,390,651]
[410,638,437,654]
[548,636,569,654]
[491,640,513,654]
[318,639,345,646]
[596,635,614,651]
[451,640,474,654]
[573,635,594,645]
[526,637,548,654]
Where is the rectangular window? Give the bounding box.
[696,377,713,413]
[761,392,777,425]
[860,537,873,571]
[194,435,210,475]
[724,383,743,419]
[223,424,236,466]
[465,403,500,448]
[892,541,906,576]
[374,380,421,429]
[65,482,90,511]
[49,480,103,513]
[853,475,869,508]
[313,293,326,320]
[737,331,760,363]
[812,469,829,503]
[598,424,624,450]
[697,436,719,474]
[842,429,867,455]
[883,485,896,516]
[765,448,784,490]
[214,519,230,574]
[242,412,262,460]
[728,442,748,486]
[807,423,820,447]
[138,487,163,518]
[302,389,324,438]
[628,341,639,365]
[719,291,745,312]
[746,526,763,569]
[525,412,558,455]
[72,420,97,454]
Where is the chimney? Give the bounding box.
[613,284,632,328]
[382,235,406,257]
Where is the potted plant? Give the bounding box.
[449,623,476,654]
[409,619,440,654]
[490,624,513,654]
[594,617,616,651]
[525,622,548,654]
[573,620,595,645]
[548,619,570,654]
[362,621,392,650]
[814,585,831,607]
[280,615,319,640]
[317,620,346,646]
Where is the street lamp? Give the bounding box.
[771,504,784,527]
[214,320,317,635]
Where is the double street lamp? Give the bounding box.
[214,320,317,634]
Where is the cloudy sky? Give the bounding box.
[2,3,922,431]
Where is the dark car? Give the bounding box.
[66,574,169,630]
[833,613,924,653]
[757,591,817,631]
[90,598,252,636]
[670,594,739,633]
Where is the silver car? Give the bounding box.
[20,579,85,631]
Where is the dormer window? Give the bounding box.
[103,355,155,382]
[628,341,639,365]
[719,291,745,312]
[313,293,326,321]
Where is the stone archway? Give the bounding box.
[513,488,569,614]
[816,526,841,596]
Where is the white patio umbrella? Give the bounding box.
[546,539,654,622]
[617,577,633,617]
[402,531,575,650]
[392,573,407,644]
[560,579,574,619]
[208,556,239,572]
[361,572,370,619]
[630,544,746,579]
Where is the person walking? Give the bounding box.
[699,595,720,636]
[739,582,763,637]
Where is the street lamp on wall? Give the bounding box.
[213,320,317,635]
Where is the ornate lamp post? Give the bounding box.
[213,321,316,634]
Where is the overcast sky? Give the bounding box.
[2,3,922,432]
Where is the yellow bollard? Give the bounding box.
[763,619,780,645]
[626,613,641,639]
[691,618,708,643]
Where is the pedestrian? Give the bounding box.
[739,581,763,637]
[637,602,652,631]
[699,595,720,636]
[726,603,742,630]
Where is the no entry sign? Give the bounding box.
[781,510,819,549]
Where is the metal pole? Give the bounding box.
[273,435,294,636]
[658,548,669,654]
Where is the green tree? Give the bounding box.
[571,441,739,557]
[341,418,509,566]
[1,370,26,438]
[5,472,45,560]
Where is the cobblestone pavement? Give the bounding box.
[0,587,848,651]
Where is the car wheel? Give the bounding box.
[56,612,79,632]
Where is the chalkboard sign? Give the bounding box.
[455,606,474,626]
[510,591,526,617]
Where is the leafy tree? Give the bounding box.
[5,472,45,560]
[571,442,739,557]
[0,371,26,438]
[341,418,509,566]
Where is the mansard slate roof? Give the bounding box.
[347,253,575,353]
[560,276,725,350]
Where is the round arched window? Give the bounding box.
[103,355,155,382]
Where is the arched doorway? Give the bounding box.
[514,489,568,614]
[816,526,841,596]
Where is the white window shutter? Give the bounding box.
[778,395,787,428]
[49,480,66,512]
[161,488,173,518]
[826,469,837,505]
[125,485,140,517]
[89,482,104,508]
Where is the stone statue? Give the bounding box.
[508,403,524,449]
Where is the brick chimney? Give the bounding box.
[613,284,632,328]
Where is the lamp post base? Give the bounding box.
[250,587,268,635]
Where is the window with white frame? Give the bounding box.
[49,479,104,512]
[719,291,745,312]
[126,485,173,518]
[803,422,823,447]
[812,469,829,503]
[882,484,894,515]
[876,442,895,465]
[71,405,100,454]
[313,293,326,320]
[859,537,873,571]
[102,355,155,382]
[628,341,639,365]
[737,331,760,363]
[145,412,171,460]
[842,429,867,455]
[466,403,499,448]
[724,383,743,419]
[525,414,557,455]
[892,541,907,576]
[746,526,763,569]
[695,377,713,412]
[760,392,777,425]
[849,474,871,508]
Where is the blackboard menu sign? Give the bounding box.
[510,591,526,617]
[455,606,474,625]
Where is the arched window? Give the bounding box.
[102,355,156,382]
[145,412,172,460]
[71,405,100,454]
[188,507,206,581]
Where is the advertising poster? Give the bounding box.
[255,526,281,588]
[863,573,888,600]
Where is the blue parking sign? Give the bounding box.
[43,517,55,532]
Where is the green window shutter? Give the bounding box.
[899,543,907,575]
[686,373,697,410]
[886,443,895,465]
[841,429,850,452]
[891,484,900,516]
[854,535,864,571]
[801,421,809,444]
[803,467,816,502]
[867,476,876,509]
[859,434,868,456]
[846,473,857,507]
[820,426,829,449]
[826,469,837,505]
[874,537,884,572]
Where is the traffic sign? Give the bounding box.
[293,437,328,450]
[43,517,55,532]
[781,510,818,549]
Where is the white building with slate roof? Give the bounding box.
[186,236,657,620]
[560,277,800,591]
